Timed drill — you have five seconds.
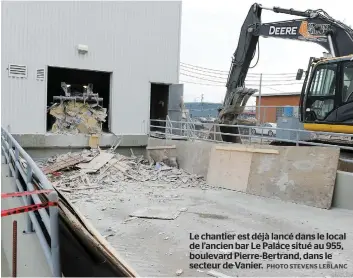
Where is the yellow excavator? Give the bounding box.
[215,3,353,145]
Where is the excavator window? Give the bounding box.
[342,61,353,103]
[305,63,337,121]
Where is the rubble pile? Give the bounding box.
[49,101,107,134]
[38,149,210,194]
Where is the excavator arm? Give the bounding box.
[217,3,353,143]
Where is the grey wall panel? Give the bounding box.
[1,1,181,134]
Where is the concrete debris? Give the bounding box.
[103,232,115,239]
[49,101,107,134]
[122,217,138,224]
[38,149,212,201]
[109,137,122,153]
[102,228,116,239]
[207,270,231,278]
[130,207,181,220]
[147,145,179,168]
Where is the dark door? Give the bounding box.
[168,84,184,135]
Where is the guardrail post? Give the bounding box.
[5,134,9,164]
[8,137,13,177]
[1,142,6,165]
[260,128,263,145]
[49,191,61,277]
[213,125,216,141]
[1,132,5,163]
[14,147,19,179]
[249,127,252,144]
[24,166,34,234]
[296,129,300,146]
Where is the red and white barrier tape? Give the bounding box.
[2,189,57,217]
[2,202,58,217]
[1,189,53,199]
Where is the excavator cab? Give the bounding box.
[300,56,353,133]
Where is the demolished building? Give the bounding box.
[50,101,107,134]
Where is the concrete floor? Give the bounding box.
[68,180,353,277]
[1,246,11,277]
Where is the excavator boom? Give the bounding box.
[217,3,353,143]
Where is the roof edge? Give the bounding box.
[253,92,301,97]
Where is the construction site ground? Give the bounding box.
[66,180,353,277]
[40,150,352,277]
[31,146,353,277]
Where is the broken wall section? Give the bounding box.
[49,101,107,134]
[148,138,214,177]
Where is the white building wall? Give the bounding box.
[1,1,181,134]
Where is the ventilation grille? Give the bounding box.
[8,64,27,78]
[36,69,45,81]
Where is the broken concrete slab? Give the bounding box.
[247,146,340,209]
[129,206,182,220]
[206,145,255,192]
[206,144,340,209]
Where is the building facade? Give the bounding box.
[1,1,182,135]
[254,92,300,123]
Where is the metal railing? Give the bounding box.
[186,105,299,125]
[1,127,61,277]
[149,119,353,152]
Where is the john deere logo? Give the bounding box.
[299,21,330,38]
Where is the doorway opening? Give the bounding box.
[46,66,111,132]
[150,83,169,132]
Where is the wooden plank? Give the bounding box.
[215,145,279,154]
[77,151,114,172]
[42,154,85,174]
[146,145,176,150]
